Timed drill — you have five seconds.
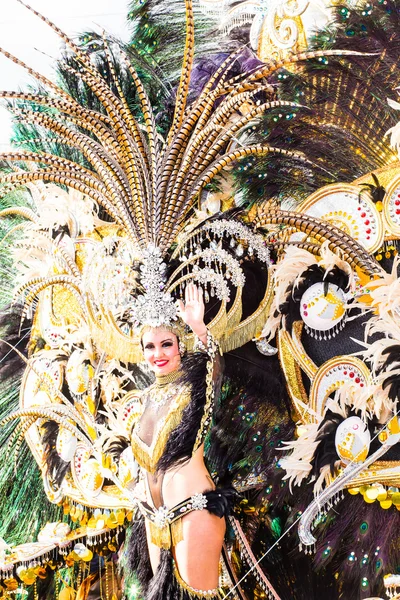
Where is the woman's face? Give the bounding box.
[142,328,181,376]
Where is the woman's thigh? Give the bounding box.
[173,509,226,590]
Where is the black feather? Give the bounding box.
[311,409,346,478]
[124,516,152,595]
[0,303,31,381]
[41,421,70,487]
[156,351,220,474]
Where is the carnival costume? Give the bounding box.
[2,1,400,600]
[0,1,286,598]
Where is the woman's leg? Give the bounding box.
[173,509,226,590]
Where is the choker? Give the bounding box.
[155,370,182,388]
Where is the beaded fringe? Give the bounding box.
[149,518,183,549]
[173,565,223,599]
[130,387,191,473]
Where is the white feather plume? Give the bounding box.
[261,245,317,340]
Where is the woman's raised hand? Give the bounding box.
[177,283,207,339]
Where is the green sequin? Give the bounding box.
[271,517,282,538]
[322,546,332,558]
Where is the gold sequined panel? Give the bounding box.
[278,328,311,424]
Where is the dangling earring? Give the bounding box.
[179,340,186,356]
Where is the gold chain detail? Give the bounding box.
[193,332,219,452]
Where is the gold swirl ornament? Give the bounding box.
[309,355,372,418]
[72,445,104,499]
[382,173,400,237]
[20,354,64,469]
[80,458,104,497]
[118,446,139,488]
[56,424,77,463]
[300,281,347,339]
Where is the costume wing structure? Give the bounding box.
[2,1,400,600]
[0,1,342,597]
[199,6,400,592]
[0,177,151,530]
[239,4,400,597]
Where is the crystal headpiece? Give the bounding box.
[129,246,178,328]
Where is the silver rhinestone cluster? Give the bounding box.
[129,246,178,327]
[203,219,270,264]
[190,493,208,511]
[192,266,230,300]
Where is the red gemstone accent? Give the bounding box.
[396,200,400,205]
[366,228,371,234]
[344,371,347,375]
[361,212,366,217]
[364,220,370,225]
[366,236,370,240]
[349,372,355,378]
[360,383,364,387]
[355,377,360,383]
[397,209,400,215]
[357,206,361,211]
[303,311,308,317]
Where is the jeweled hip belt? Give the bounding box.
[137,492,209,549]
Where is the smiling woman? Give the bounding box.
[126,284,230,597]
[142,330,182,375]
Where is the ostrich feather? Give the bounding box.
[260,245,317,340]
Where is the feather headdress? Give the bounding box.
[0,0,369,361]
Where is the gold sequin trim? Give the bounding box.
[155,370,182,387]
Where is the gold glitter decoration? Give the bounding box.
[278,329,311,423]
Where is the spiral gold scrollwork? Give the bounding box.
[266,0,309,50]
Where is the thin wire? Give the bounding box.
[0,330,30,365]
[0,13,126,26]
[222,405,400,598]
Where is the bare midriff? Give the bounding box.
[146,444,214,509]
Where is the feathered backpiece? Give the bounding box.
[0,0,360,584]
[3,2,400,599]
